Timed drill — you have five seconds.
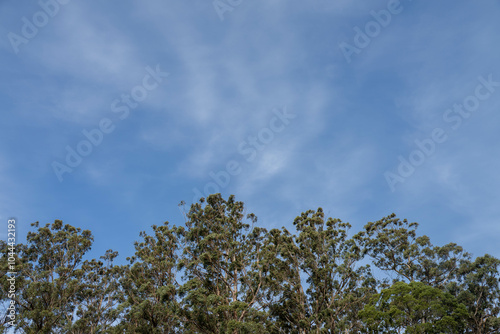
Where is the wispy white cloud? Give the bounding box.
[1,0,499,259]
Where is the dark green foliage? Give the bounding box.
[360,281,468,333]
[355,213,470,287]
[0,220,120,333]
[356,213,500,333]
[177,194,269,333]
[117,222,182,333]
[1,196,498,333]
[264,209,376,333]
[70,250,124,333]
[454,254,500,333]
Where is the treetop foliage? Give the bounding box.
[1,194,498,333]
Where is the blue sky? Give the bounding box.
[1,0,499,262]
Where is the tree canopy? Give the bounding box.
[1,194,499,333]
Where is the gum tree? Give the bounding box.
[69,250,124,333]
[264,209,377,333]
[0,221,122,333]
[359,281,468,333]
[177,194,269,333]
[0,221,93,333]
[117,222,183,333]
[454,254,500,334]
[355,213,470,288]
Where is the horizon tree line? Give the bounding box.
[1,193,499,333]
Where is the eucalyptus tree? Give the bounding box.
[0,221,123,334]
[454,254,500,334]
[355,213,470,288]
[117,222,183,333]
[177,194,270,333]
[0,221,93,333]
[69,250,124,333]
[356,213,500,333]
[359,281,468,333]
[1,198,498,333]
[264,208,376,333]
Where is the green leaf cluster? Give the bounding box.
[0,195,498,333]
